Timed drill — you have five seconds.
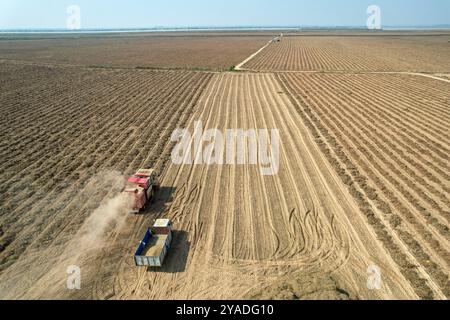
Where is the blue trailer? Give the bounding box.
[134,219,173,267]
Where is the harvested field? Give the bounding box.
[0,62,213,298]
[0,35,270,70]
[0,31,449,301]
[243,36,450,72]
[1,72,421,299]
[277,73,450,299]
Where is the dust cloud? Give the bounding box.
[75,192,132,252]
[68,170,133,259]
[0,171,135,298]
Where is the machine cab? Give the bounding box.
[127,169,156,189]
[124,169,159,213]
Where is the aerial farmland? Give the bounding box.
[0,30,449,301]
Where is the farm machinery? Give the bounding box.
[123,170,174,268]
[123,169,160,213]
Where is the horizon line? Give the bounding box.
[1,25,450,34]
[1,24,450,30]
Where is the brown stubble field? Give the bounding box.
[0,32,449,300]
[0,63,213,298]
[242,35,450,72]
[0,34,271,70]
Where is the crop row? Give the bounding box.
[277,73,450,299]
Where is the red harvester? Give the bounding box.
[123,169,160,213]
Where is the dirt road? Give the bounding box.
[17,73,418,300]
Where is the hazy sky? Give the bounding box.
[0,0,449,29]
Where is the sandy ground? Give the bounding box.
[277,73,450,299]
[0,63,213,298]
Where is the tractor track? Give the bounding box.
[277,72,449,299]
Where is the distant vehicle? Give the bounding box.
[123,169,160,213]
[134,219,173,267]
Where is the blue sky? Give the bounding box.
[0,0,449,29]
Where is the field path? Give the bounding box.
[235,37,277,71]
